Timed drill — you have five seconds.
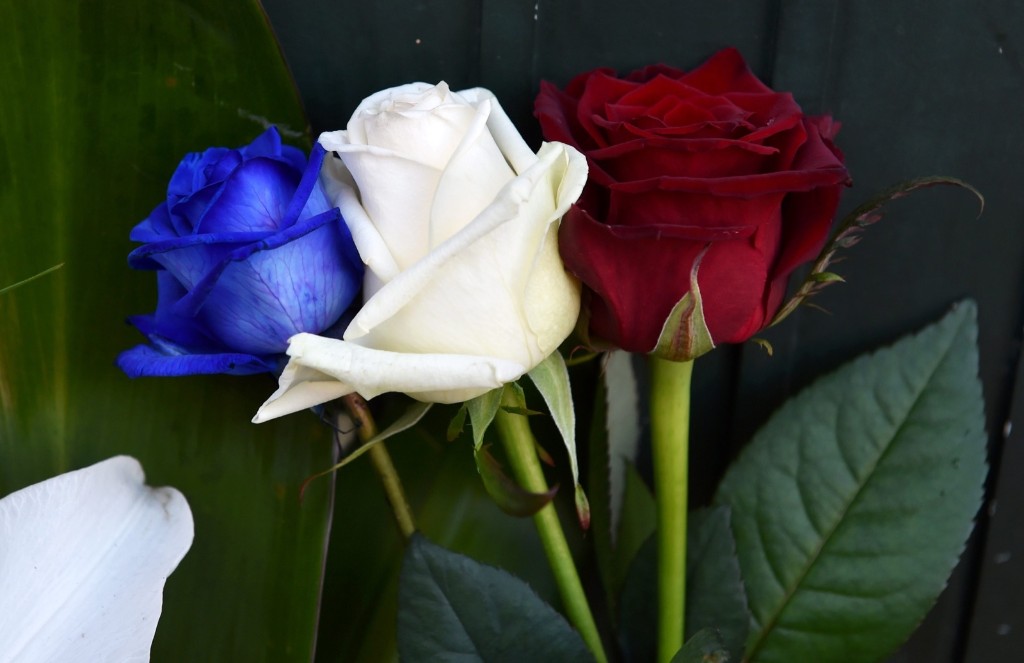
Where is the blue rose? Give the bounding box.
[118,127,363,377]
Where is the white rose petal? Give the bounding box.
[0,456,193,662]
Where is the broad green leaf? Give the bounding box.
[618,508,748,663]
[685,507,749,661]
[398,534,593,662]
[0,2,330,660]
[670,629,730,663]
[528,352,590,527]
[467,387,503,448]
[716,302,987,662]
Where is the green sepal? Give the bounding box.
[652,248,716,361]
[467,388,503,449]
[473,445,558,517]
[299,400,432,499]
[446,404,468,442]
[528,351,589,529]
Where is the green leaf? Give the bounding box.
[653,247,715,361]
[670,629,730,663]
[589,351,653,622]
[0,2,329,660]
[398,534,594,662]
[716,301,987,662]
[468,387,503,448]
[686,507,749,661]
[528,351,590,527]
[618,508,748,663]
[474,445,558,517]
[615,463,657,594]
[604,350,642,546]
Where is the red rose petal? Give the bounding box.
[559,206,769,350]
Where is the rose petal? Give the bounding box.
[329,143,443,270]
[117,343,272,377]
[318,157,402,291]
[457,88,538,174]
[428,96,517,248]
[198,221,356,354]
[252,334,527,422]
[559,205,768,349]
[193,157,300,234]
[0,457,193,661]
[344,142,585,370]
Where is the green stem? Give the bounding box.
[650,357,694,663]
[494,386,608,663]
[343,394,416,539]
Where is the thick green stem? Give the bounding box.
[650,357,694,663]
[343,394,416,539]
[494,386,608,663]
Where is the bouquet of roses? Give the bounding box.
[0,29,985,663]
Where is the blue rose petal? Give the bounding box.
[192,158,300,234]
[119,127,364,377]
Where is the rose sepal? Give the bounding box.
[651,247,716,362]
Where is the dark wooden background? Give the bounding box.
[261,1,1024,661]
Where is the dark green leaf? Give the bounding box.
[670,629,730,663]
[590,351,652,620]
[717,302,987,662]
[398,534,594,662]
[686,507,749,660]
[475,445,558,517]
[618,508,748,663]
[0,2,328,660]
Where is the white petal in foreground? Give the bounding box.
[252,333,527,422]
[0,456,194,663]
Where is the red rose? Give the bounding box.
[535,48,849,359]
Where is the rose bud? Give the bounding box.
[535,48,850,360]
[118,127,363,377]
[254,83,587,422]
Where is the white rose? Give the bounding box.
[253,83,587,422]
